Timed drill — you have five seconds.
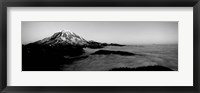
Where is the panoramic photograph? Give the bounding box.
[22,21,178,71]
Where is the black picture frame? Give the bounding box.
[0,0,199,93]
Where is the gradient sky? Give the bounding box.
[22,21,178,45]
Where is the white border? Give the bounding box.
[7,7,193,86]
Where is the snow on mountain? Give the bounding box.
[33,30,124,49]
[37,30,88,46]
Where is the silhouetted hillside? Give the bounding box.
[109,66,173,71]
[86,41,107,49]
[92,50,136,56]
[109,43,125,46]
[22,43,85,71]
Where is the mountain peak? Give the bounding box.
[61,29,70,33]
[38,30,88,46]
[61,30,73,35]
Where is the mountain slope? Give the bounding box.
[36,30,88,46]
[32,30,120,49]
[22,30,125,71]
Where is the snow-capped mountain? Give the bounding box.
[27,30,124,49]
[37,30,88,46]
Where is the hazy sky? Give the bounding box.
[22,21,178,45]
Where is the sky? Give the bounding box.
[22,21,178,45]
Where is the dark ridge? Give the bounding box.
[86,41,107,49]
[22,43,85,71]
[109,66,173,71]
[109,43,126,46]
[86,41,125,49]
[91,50,136,56]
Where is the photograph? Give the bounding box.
[22,21,178,71]
[1,0,198,92]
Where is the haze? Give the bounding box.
[22,21,178,45]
